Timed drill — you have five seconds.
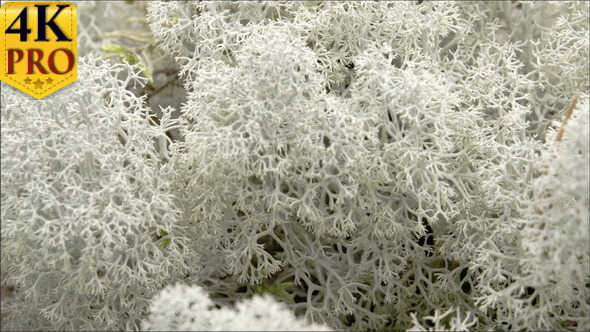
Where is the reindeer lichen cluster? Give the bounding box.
[1,57,195,331]
[1,1,588,331]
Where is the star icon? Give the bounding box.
[33,79,44,89]
[46,77,54,85]
[24,77,32,85]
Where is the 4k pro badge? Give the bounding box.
[1,2,77,99]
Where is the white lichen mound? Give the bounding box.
[1,1,588,331]
[1,57,194,331]
[142,284,331,331]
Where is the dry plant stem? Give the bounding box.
[541,94,579,178]
[554,94,580,143]
[537,93,580,229]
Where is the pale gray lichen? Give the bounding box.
[1,57,195,331]
[1,1,588,331]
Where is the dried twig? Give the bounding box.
[554,94,579,143]
[541,94,579,176]
[537,94,580,229]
